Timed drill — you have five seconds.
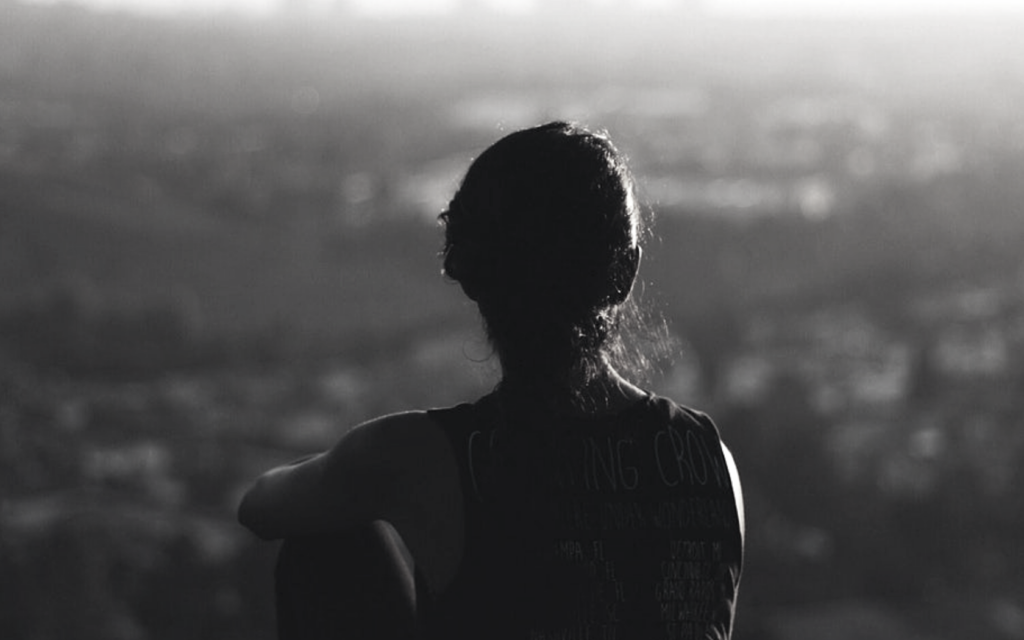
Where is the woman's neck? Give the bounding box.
[498,364,647,418]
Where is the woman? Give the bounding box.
[239,122,744,639]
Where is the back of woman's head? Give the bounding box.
[441,122,648,390]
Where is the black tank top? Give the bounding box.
[420,392,743,640]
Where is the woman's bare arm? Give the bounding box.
[237,411,434,540]
[721,443,745,553]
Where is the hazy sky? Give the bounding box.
[20,0,1024,18]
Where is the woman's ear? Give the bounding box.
[459,280,481,302]
[444,251,481,302]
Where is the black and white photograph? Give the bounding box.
[2,1,1023,639]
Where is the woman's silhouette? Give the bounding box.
[239,121,744,639]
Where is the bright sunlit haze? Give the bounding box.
[17,0,1024,18]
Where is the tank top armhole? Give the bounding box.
[425,400,483,506]
[662,398,746,578]
[693,407,746,578]
[421,400,486,602]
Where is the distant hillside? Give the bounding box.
[3,1,1024,375]
[0,155,470,379]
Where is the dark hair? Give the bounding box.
[441,121,665,396]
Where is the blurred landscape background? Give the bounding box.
[2,0,1024,638]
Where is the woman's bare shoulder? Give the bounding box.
[238,409,459,540]
[325,409,463,521]
[341,409,466,590]
[330,410,453,474]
